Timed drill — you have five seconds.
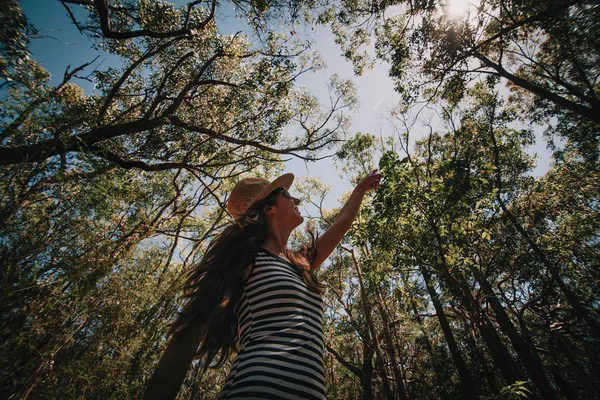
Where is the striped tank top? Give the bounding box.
[219,248,325,399]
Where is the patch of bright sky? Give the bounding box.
[445,0,478,17]
[286,27,401,213]
[20,0,550,222]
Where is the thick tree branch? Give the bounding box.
[166,115,335,159]
[90,147,202,171]
[474,51,600,124]
[0,117,165,165]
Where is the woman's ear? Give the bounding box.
[263,204,275,215]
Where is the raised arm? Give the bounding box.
[310,170,382,270]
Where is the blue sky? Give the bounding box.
[18,0,549,218]
[21,0,107,89]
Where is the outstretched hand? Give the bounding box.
[358,169,383,192]
[311,169,383,270]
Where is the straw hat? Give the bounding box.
[227,173,294,220]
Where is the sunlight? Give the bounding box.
[446,0,475,17]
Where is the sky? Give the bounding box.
[18,0,550,219]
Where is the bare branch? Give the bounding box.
[99,38,180,121]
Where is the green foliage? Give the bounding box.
[2,0,600,399]
[0,0,45,89]
[500,381,532,399]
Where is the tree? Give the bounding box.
[0,0,41,89]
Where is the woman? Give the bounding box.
[144,170,382,399]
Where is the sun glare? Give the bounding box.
[446,0,474,17]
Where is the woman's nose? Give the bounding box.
[293,197,300,205]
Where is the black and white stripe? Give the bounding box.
[220,248,325,400]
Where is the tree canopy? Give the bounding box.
[323,0,599,162]
[1,0,599,399]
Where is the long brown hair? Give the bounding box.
[169,187,323,372]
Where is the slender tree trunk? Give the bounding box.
[330,353,336,390]
[456,306,499,393]
[345,247,395,400]
[375,285,408,400]
[429,221,526,387]
[409,298,451,399]
[548,331,596,400]
[473,301,525,385]
[326,343,374,400]
[488,125,600,338]
[477,275,560,399]
[361,342,375,400]
[500,198,600,338]
[421,267,480,400]
[187,360,202,398]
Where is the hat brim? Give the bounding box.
[249,173,294,210]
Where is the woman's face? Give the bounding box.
[271,187,304,228]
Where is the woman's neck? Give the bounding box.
[261,233,290,259]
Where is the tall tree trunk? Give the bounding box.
[477,275,560,399]
[361,342,375,400]
[345,247,394,400]
[455,305,499,393]
[429,221,526,387]
[409,298,451,399]
[326,343,374,400]
[421,267,480,400]
[375,285,409,400]
[548,330,596,400]
[330,353,336,391]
